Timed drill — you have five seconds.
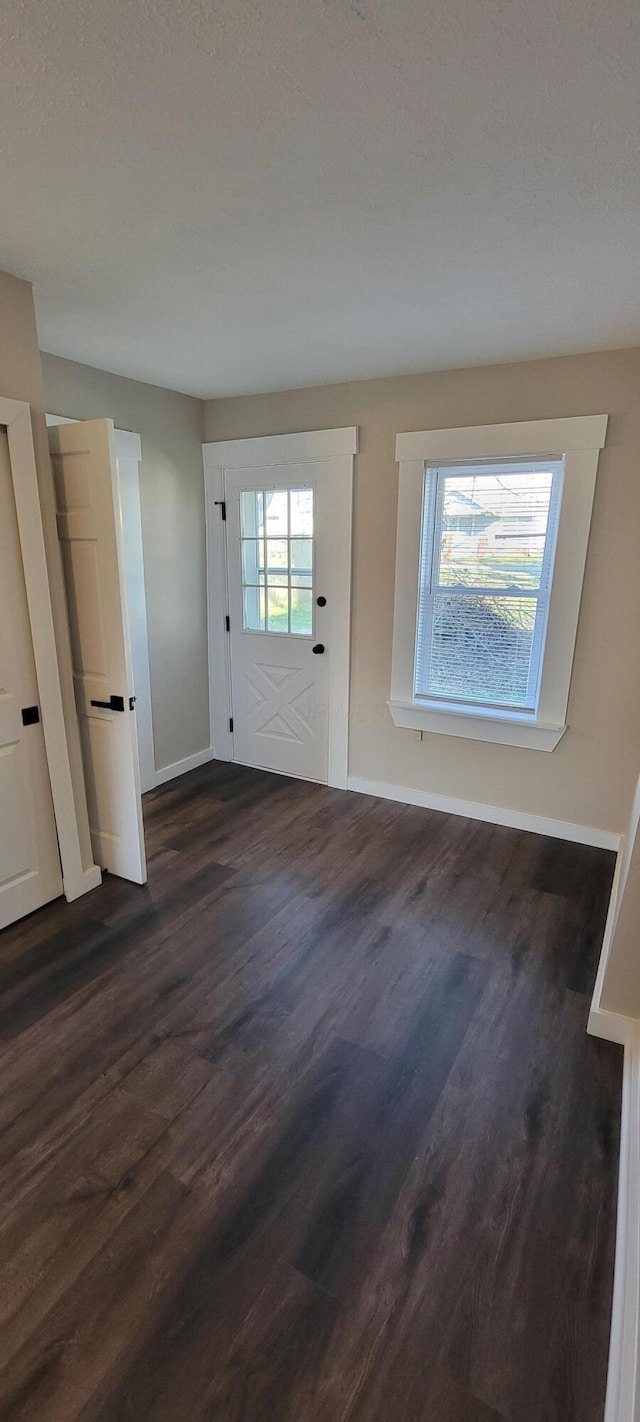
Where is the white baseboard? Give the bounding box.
[346,776,621,851]
[63,862,102,901]
[150,746,215,790]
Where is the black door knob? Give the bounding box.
[316,595,327,607]
[312,643,325,655]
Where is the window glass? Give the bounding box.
[415,460,563,711]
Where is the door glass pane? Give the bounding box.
[291,588,312,635]
[243,586,265,631]
[241,491,264,538]
[266,538,288,575]
[290,489,313,536]
[242,539,263,585]
[291,538,313,571]
[265,489,288,536]
[267,586,289,633]
[239,487,314,635]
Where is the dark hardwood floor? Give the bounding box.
[0,761,621,1421]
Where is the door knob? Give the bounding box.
[316,596,327,607]
[312,643,325,655]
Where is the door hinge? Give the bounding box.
[229,717,234,733]
[225,614,230,632]
[215,500,227,521]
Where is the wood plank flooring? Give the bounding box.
[0,761,621,1421]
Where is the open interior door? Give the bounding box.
[48,419,146,884]
[0,431,63,927]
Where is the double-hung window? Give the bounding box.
[390,417,607,750]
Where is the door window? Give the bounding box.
[240,488,313,635]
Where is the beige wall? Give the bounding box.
[0,271,93,872]
[206,348,640,836]
[41,353,209,772]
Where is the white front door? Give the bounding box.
[48,420,146,884]
[0,432,62,928]
[226,466,330,780]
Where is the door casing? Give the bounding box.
[203,427,357,788]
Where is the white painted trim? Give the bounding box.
[148,745,215,790]
[346,775,620,849]
[113,430,142,462]
[395,414,608,462]
[203,428,357,790]
[388,698,566,750]
[205,426,357,468]
[598,1036,640,1422]
[113,430,155,793]
[45,412,77,427]
[204,454,233,763]
[391,419,606,749]
[1,396,101,902]
[589,848,628,1042]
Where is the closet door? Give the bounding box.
[48,420,146,884]
[0,431,62,929]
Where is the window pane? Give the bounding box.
[436,470,554,593]
[291,538,313,572]
[421,593,538,707]
[290,588,313,636]
[265,490,288,536]
[415,458,563,713]
[290,489,313,536]
[291,572,312,588]
[241,491,264,538]
[241,539,263,585]
[243,586,265,631]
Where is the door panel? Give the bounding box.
[48,420,146,884]
[0,432,62,928]
[226,464,330,780]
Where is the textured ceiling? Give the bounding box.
[2,0,640,397]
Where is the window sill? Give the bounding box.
[387,699,567,751]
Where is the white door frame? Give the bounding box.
[113,430,155,793]
[203,427,357,789]
[1,397,101,901]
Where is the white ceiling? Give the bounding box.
[2,0,640,398]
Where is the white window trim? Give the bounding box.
[390,415,608,751]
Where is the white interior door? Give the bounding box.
[48,419,146,884]
[226,467,330,780]
[0,431,62,928]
